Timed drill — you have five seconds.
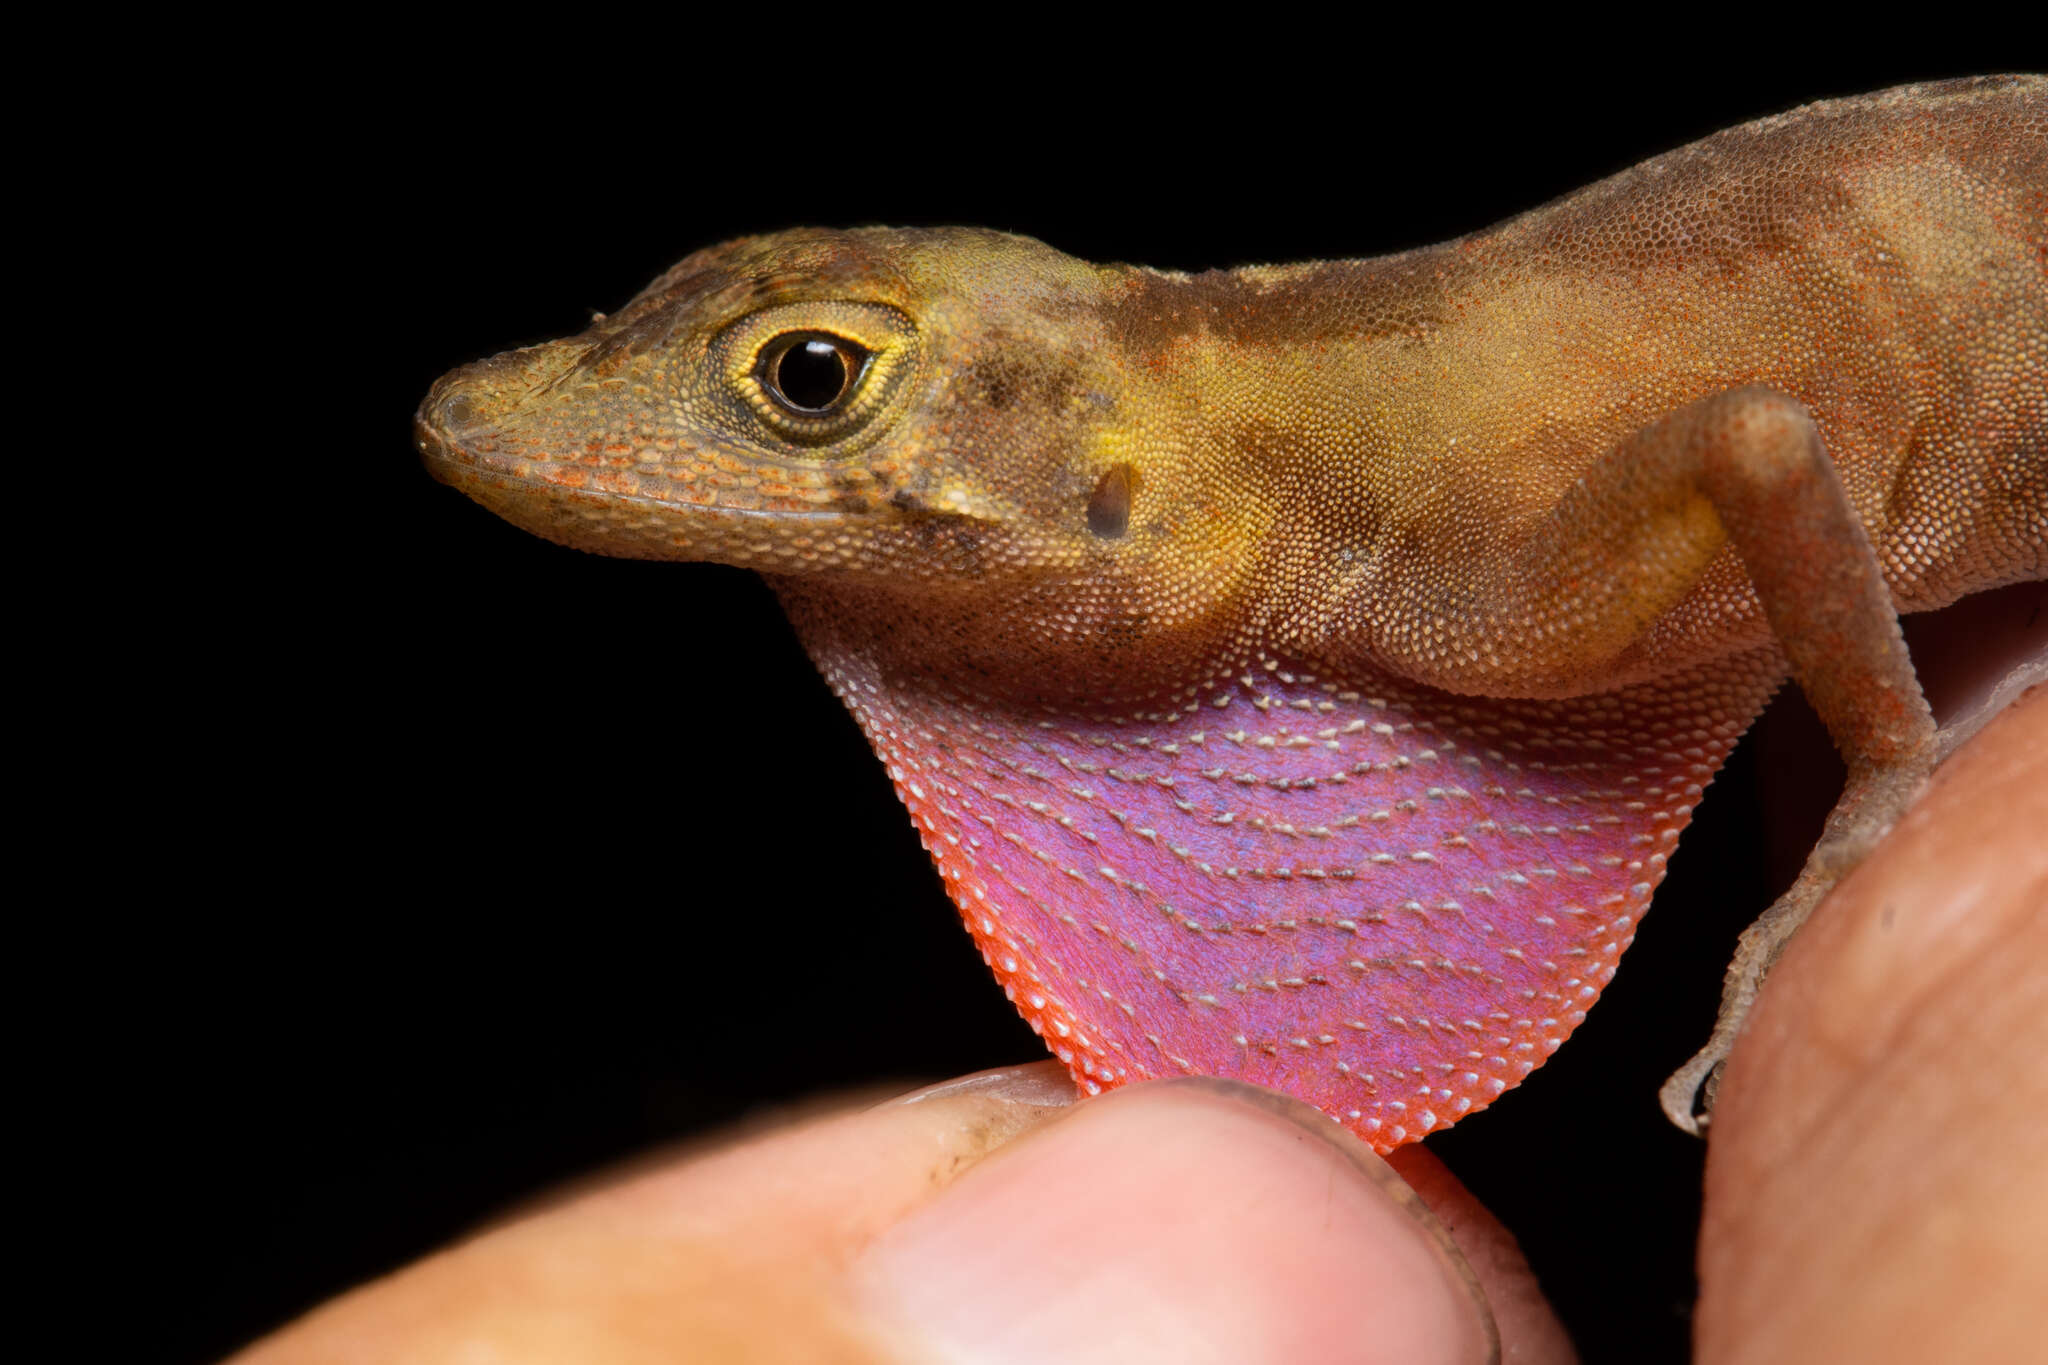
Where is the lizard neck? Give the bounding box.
[1090,253,1504,672]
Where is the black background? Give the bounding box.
[134,44,2032,1364]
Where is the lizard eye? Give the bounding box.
[758,333,870,415]
[714,301,916,452]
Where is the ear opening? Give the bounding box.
[1087,463,1139,539]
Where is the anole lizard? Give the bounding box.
[416,76,2045,1152]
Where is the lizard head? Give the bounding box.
[417,227,1277,682]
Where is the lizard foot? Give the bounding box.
[1660,872,1832,1134]
[1661,750,1935,1136]
[1663,644,2047,1136]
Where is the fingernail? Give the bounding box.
[878,1061,1081,1114]
[854,1078,1496,1365]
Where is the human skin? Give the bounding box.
[370,77,2046,1361]
[1695,703,2048,1352]
[234,677,2044,1364]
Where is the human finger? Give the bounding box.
[240,1064,1563,1362]
[1697,684,2048,1363]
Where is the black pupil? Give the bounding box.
[775,339,850,411]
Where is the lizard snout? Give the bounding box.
[413,378,491,488]
[414,339,594,486]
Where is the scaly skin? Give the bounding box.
[417,77,2046,1152]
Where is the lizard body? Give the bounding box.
[418,77,2045,1151]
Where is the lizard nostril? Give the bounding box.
[440,394,477,429]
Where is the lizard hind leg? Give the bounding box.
[1657,389,1938,1135]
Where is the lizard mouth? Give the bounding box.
[413,404,1021,578]
[414,407,870,564]
[416,416,854,519]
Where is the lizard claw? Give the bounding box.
[1660,1045,1726,1136]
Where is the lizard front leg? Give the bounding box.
[1650,393,1937,1134]
[1307,386,1942,1134]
